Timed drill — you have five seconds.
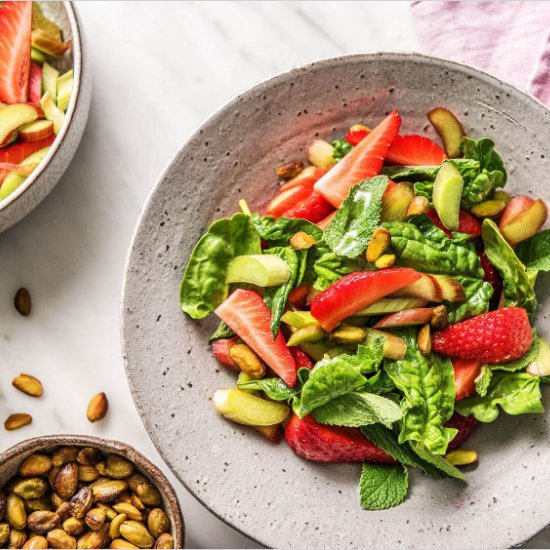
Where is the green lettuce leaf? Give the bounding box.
[384,329,456,455]
[384,220,483,277]
[359,463,409,511]
[365,369,397,395]
[324,176,388,258]
[250,214,322,246]
[293,354,367,417]
[481,219,536,315]
[516,229,550,272]
[312,391,402,428]
[237,377,300,401]
[409,444,465,480]
[489,332,539,372]
[313,243,368,290]
[475,366,492,397]
[447,276,493,324]
[180,213,261,319]
[456,372,543,422]
[461,137,507,183]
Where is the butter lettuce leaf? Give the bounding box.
[180,213,261,319]
[456,372,543,422]
[481,219,536,315]
[384,329,457,455]
[447,276,493,324]
[324,176,388,258]
[359,463,408,510]
[516,229,550,272]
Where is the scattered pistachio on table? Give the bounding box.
[14,288,31,317]
[86,393,109,423]
[4,414,32,432]
[0,446,173,549]
[11,374,43,398]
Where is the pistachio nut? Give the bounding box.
[27,510,60,534]
[6,494,27,530]
[18,455,52,478]
[108,513,127,539]
[48,466,60,490]
[50,492,64,509]
[13,478,48,500]
[12,374,43,398]
[63,516,86,537]
[53,462,79,499]
[112,502,142,521]
[119,520,154,549]
[86,393,108,423]
[116,493,132,505]
[95,503,117,521]
[91,479,127,504]
[69,487,93,519]
[110,539,138,549]
[94,462,107,476]
[76,448,103,466]
[147,509,170,539]
[78,466,100,483]
[9,528,28,549]
[275,159,303,179]
[47,529,77,549]
[22,535,48,549]
[4,413,32,431]
[105,455,134,480]
[55,501,71,521]
[130,494,145,511]
[51,447,79,467]
[0,522,10,546]
[127,475,161,507]
[85,508,106,531]
[14,288,31,316]
[23,498,51,513]
[153,533,174,549]
[77,524,109,549]
[0,491,6,520]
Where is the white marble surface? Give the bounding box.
[0,1,546,548]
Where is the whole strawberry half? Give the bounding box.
[445,412,478,451]
[285,414,394,463]
[433,307,532,364]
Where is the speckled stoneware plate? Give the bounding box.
[122,53,550,549]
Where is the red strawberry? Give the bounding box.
[433,307,532,364]
[386,135,447,166]
[285,414,394,463]
[280,192,334,223]
[426,208,482,239]
[215,289,297,386]
[265,185,311,217]
[345,126,370,146]
[0,136,55,165]
[316,210,336,230]
[290,347,314,369]
[28,61,43,105]
[0,2,32,103]
[445,412,478,451]
[311,268,422,332]
[478,250,503,300]
[211,337,240,371]
[452,357,482,401]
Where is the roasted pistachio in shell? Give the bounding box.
[78,466,100,483]
[119,520,154,549]
[154,533,174,550]
[69,487,93,519]
[13,478,48,500]
[105,455,134,480]
[22,535,48,549]
[9,528,28,549]
[6,494,27,530]
[27,510,60,534]
[126,475,161,507]
[85,507,106,531]
[53,462,79,500]
[18,455,52,478]
[47,529,77,549]
[51,447,78,467]
[91,479,128,504]
[55,501,71,522]
[112,502,142,521]
[147,509,170,539]
[63,516,86,537]
[77,524,109,549]
[76,448,103,466]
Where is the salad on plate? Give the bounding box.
[180,104,550,510]
[0,1,73,201]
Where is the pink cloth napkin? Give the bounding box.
[411,1,550,104]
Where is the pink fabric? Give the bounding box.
[411,1,550,104]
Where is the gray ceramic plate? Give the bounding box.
[122,53,550,549]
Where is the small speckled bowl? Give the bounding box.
[0,435,185,547]
[122,53,550,549]
[0,2,91,233]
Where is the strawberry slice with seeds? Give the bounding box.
[285,414,394,463]
[386,134,447,166]
[279,192,334,223]
[215,289,297,386]
[310,268,422,332]
[314,110,401,207]
[290,347,314,370]
[265,185,311,218]
[426,208,482,239]
[452,357,482,401]
[433,307,532,364]
[445,412,478,450]
[0,2,32,104]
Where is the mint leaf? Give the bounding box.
[489,332,539,372]
[516,229,550,272]
[312,392,402,428]
[250,215,322,246]
[410,444,465,480]
[482,219,536,315]
[209,321,235,343]
[456,372,544,422]
[293,354,367,417]
[384,329,456,455]
[324,176,388,258]
[447,277,493,324]
[312,245,368,290]
[475,366,492,397]
[354,340,385,374]
[359,463,408,510]
[237,377,300,401]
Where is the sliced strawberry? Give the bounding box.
[288,285,309,308]
[345,126,370,146]
[265,185,311,218]
[445,412,478,450]
[478,250,502,301]
[290,347,314,370]
[386,134,447,166]
[285,414,394,463]
[316,210,336,230]
[215,289,297,386]
[426,209,482,239]
[0,2,32,104]
[452,357,482,401]
[310,268,422,332]
[28,61,42,105]
[314,110,401,207]
[280,192,334,223]
[211,337,240,371]
[280,166,326,191]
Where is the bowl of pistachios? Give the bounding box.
[0,435,184,549]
